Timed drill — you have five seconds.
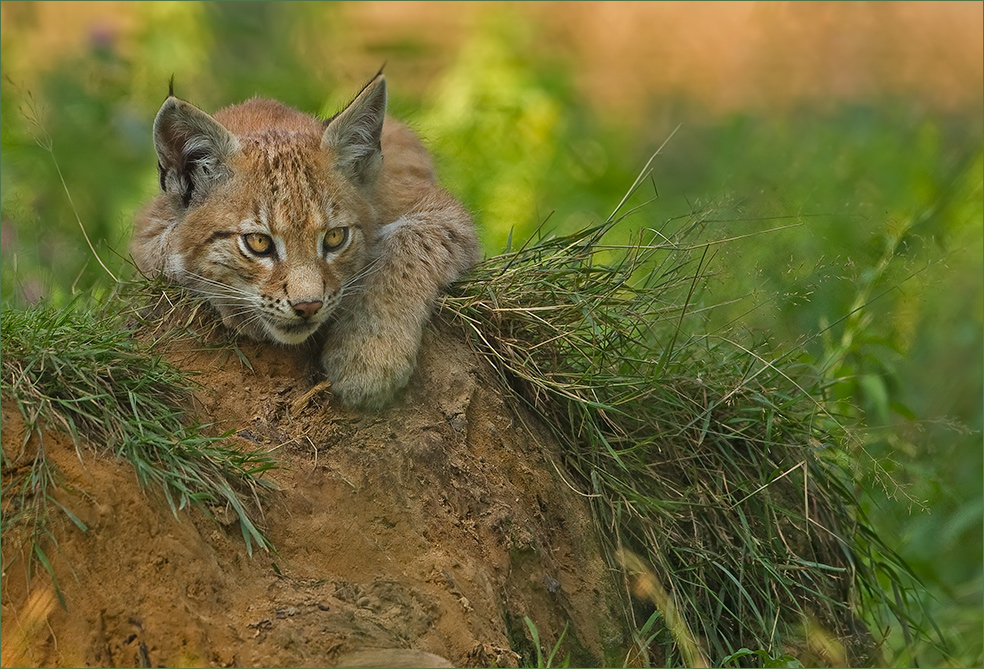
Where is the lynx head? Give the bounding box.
[147,75,388,345]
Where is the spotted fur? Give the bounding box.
[132,75,480,409]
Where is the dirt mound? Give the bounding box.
[1,318,629,667]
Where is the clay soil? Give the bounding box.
[1,318,630,668]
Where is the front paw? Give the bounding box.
[320,323,420,410]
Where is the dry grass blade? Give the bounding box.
[442,177,933,665]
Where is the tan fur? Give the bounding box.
[132,75,479,409]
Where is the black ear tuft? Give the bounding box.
[168,75,175,99]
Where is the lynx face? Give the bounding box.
[133,74,480,409]
[165,136,376,345]
[136,76,389,346]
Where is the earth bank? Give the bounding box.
[1,318,631,668]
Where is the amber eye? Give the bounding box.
[243,233,274,256]
[323,227,349,253]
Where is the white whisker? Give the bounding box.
[177,269,257,301]
[342,254,387,289]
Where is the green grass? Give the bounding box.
[1,294,277,604]
[443,177,941,665]
[524,616,570,668]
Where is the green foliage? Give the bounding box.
[721,647,804,668]
[444,194,932,665]
[653,113,982,668]
[523,616,570,669]
[418,11,570,253]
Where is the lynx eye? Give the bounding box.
[243,233,274,256]
[323,227,350,254]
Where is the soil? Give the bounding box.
[0,317,630,668]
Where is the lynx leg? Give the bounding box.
[321,207,479,409]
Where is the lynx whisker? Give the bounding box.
[177,270,255,301]
[131,74,479,408]
[342,254,387,289]
[234,313,266,331]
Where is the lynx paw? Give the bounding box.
[320,319,421,410]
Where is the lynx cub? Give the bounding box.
[132,75,480,409]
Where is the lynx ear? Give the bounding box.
[322,74,386,186]
[154,96,240,207]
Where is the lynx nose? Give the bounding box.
[290,300,323,318]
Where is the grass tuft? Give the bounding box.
[443,177,935,665]
[1,294,276,602]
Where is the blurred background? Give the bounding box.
[1,2,981,665]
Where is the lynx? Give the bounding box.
[131,74,480,409]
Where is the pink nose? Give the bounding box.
[291,300,323,318]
